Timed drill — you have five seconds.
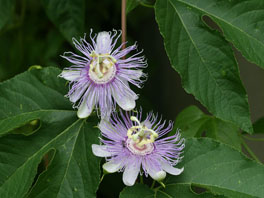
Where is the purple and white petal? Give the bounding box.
[92,144,112,157]
[103,161,121,173]
[161,161,184,176]
[60,70,81,81]
[122,162,140,186]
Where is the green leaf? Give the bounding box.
[155,0,252,133]
[173,0,264,69]
[253,117,264,134]
[127,0,140,13]
[0,67,101,197]
[42,0,85,42]
[27,119,101,198]
[0,0,15,30]
[205,118,241,151]
[0,67,71,136]
[173,106,241,150]
[120,183,226,198]
[173,106,210,138]
[167,138,264,198]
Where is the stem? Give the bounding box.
[140,2,154,8]
[243,135,264,141]
[151,180,156,189]
[100,174,105,183]
[121,0,127,50]
[241,138,261,163]
[140,175,144,184]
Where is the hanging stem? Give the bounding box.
[241,138,261,163]
[243,135,264,141]
[151,180,156,189]
[140,175,144,184]
[121,0,127,50]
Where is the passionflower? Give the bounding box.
[59,30,147,118]
[92,110,185,186]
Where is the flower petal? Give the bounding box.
[69,84,88,103]
[92,144,112,157]
[103,161,121,173]
[112,86,136,111]
[60,70,81,81]
[95,31,112,54]
[122,163,140,186]
[148,170,166,181]
[77,99,93,118]
[161,161,184,176]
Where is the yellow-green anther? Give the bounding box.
[127,116,159,147]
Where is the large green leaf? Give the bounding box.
[173,106,210,138]
[173,106,241,150]
[173,0,264,69]
[0,67,71,136]
[27,119,101,198]
[0,0,15,30]
[155,0,252,133]
[120,139,264,197]
[120,183,226,197]
[167,138,264,198]
[42,0,85,42]
[127,0,140,13]
[0,67,101,197]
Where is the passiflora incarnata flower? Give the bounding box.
[92,110,185,186]
[59,30,147,118]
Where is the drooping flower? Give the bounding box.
[92,110,185,186]
[59,30,147,118]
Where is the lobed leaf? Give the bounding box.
[155,0,252,133]
[175,0,264,69]
[167,138,264,198]
[0,67,101,197]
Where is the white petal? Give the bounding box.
[161,161,184,176]
[122,164,140,186]
[148,170,166,181]
[131,70,143,79]
[112,88,136,111]
[92,144,112,157]
[60,70,81,81]
[69,84,88,103]
[77,100,93,119]
[103,161,121,173]
[95,31,112,54]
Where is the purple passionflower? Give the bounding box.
[92,110,185,186]
[59,30,147,118]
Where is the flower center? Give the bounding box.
[126,138,154,155]
[89,51,117,84]
[126,116,158,155]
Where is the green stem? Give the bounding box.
[140,175,144,184]
[100,174,105,183]
[151,180,156,189]
[140,2,154,8]
[243,135,264,141]
[241,139,261,163]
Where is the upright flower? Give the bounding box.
[59,30,147,118]
[92,110,185,186]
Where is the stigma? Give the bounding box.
[89,51,117,84]
[127,116,158,147]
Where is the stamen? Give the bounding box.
[88,51,117,84]
[127,116,158,147]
